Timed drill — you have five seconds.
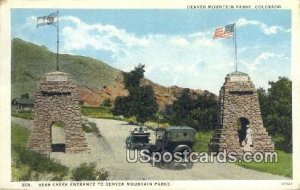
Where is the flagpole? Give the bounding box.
[232,24,235,72]
[56,10,59,71]
[234,23,237,72]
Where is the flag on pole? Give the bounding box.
[213,23,238,72]
[36,11,60,71]
[213,24,235,39]
[37,12,58,27]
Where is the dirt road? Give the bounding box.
[12,117,288,180]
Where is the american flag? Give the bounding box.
[213,24,235,39]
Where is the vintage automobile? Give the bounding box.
[126,127,150,150]
[145,126,197,168]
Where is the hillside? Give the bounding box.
[12,38,119,98]
[78,71,214,108]
[12,38,214,109]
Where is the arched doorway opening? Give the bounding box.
[50,121,66,152]
[237,117,249,146]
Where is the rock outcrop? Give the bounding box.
[78,72,212,109]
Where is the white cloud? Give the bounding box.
[61,16,149,58]
[59,16,237,93]
[17,15,290,94]
[240,51,290,90]
[242,51,285,71]
[236,18,291,35]
[253,52,283,66]
[169,37,190,47]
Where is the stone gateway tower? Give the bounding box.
[209,71,274,155]
[28,72,87,154]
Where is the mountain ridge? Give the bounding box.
[11,38,215,109]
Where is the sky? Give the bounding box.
[11,9,291,94]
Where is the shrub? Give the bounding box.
[12,162,32,181]
[51,173,65,181]
[81,120,101,137]
[71,163,108,181]
[127,116,137,125]
[13,145,69,176]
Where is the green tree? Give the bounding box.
[268,77,292,150]
[257,88,268,110]
[164,89,218,131]
[113,64,158,123]
[128,86,158,123]
[190,94,218,131]
[258,77,292,152]
[123,64,145,89]
[112,96,130,117]
[172,88,194,124]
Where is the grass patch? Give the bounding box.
[192,130,292,178]
[11,123,69,181]
[11,107,121,121]
[143,121,170,130]
[11,124,31,147]
[237,150,292,178]
[11,110,33,120]
[12,107,119,121]
[81,106,124,120]
[193,131,213,152]
[144,121,170,128]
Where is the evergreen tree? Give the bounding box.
[112,64,158,123]
[123,64,145,90]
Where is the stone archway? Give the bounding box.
[28,72,87,154]
[50,121,66,152]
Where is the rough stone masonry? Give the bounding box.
[28,72,88,154]
[209,71,274,156]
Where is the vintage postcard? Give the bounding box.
[0,0,299,189]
